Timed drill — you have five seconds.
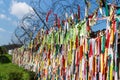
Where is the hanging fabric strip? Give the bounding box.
[99,2,103,15]
[100,53,104,75]
[110,61,113,80]
[105,31,110,48]
[101,35,106,53]
[57,17,61,29]
[54,14,58,26]
[75,50,79,67]
[46,10,52,22]
[78,5,80,21]
[87,20,90,32]
[89,39,93,57]
[110,26,114,45]
[115,31,118,80]
[104,1,109,16]
[79,45,83,61]
[75,35,79,49]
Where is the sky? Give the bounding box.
[0,0,112,46]
[0,0,32,46]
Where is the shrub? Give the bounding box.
[8,72,23,80]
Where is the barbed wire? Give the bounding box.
[11,0,120,46]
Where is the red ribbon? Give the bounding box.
[78,5,80,20]
[75,35,79,48]
[48,49,50,59]
[62,55,65,69]
[76,51,79,66]
[112,20,116,33]
[105,31,110,48]
[89,42,93,57]
[45,30,49,34]
[46,10,52,22]
[87,20,90,31]
[79,45,83,61]
[57,17,61,29]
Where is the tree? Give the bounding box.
[0,47,3,56]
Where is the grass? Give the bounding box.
[0,54,35,80]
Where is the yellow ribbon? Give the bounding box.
[110,28,114,45]
[101,53,104,74]
[110,61,113,80]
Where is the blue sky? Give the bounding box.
[0,0,110,46]
[0,0,31,46]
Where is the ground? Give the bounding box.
[0,54,35,80]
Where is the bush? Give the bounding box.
[0,55,11,64]
[26,71,35,80]
[0,54,35,80]
[8,72,23,80]
[0,71,35,80]
[0,73,9,80]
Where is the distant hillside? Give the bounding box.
[0,44,22,53]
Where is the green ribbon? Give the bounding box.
[60,31,63,44]
[55,44,59,57]
[116,8,120,15]
[105,2,109,16]
[65,30,70,43]
[55,32,59,44]
[101,35,106,53]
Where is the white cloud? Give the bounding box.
[0,27,6,32]
[10,1,33,19]
[0,14,6,19]
[0,14,17,27]
[0,14,12,21]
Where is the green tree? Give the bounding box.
[0,47,3,56]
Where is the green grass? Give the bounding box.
[0,54,35,80]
